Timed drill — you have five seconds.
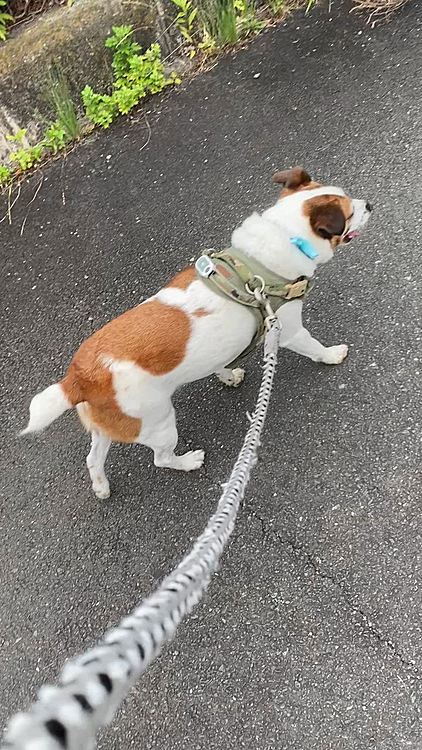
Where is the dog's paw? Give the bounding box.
[217,368,245,387]
[93,480,111,500]
[179,449,205,471]
[322,344,349,365]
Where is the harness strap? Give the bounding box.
[195,247,313,367]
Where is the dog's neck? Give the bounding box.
[231,200,334,282]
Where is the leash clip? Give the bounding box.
[245,274,265,295]
[253,287,278,331]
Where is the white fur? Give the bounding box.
[86,430,111,499]
[232,213,316,279]
[23,183,371,497]
[21,383,71,435]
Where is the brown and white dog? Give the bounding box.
[22,167,372,499]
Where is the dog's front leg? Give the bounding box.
[278,300,348,365]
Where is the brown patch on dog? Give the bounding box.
[166,267,196,289]
[193,309,209,317]
[272,166,321,198]
[88,404,141,442]
[65,299,191,381]
[77,401,141,443]
[61,300,191,442]
[273,166,311,189]
[303,195,352,244]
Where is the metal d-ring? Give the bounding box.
[245,275,265,295]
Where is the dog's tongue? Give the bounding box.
[347,230,360,240]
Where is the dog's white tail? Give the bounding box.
[20,383,72,435]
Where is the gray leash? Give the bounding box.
[1,316,281,750]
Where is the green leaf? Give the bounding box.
[44,121,68,153]
[6,128,27,143]
[188,8,198,25]
[0,164,12,185]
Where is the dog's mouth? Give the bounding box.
[343,230,360,244]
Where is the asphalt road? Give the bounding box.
[1,1,422,748]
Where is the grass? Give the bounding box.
[267,0,284,15]
[46,65,81,142]
[198,0,239,45]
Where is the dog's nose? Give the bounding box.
[365,201,373,212]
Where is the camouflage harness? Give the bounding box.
[195,247,313,367]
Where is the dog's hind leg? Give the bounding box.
[86,430,112,499]
[139,403,204,472]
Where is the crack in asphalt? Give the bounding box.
[253,513,421,681]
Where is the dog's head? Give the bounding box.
[272,166,372,250]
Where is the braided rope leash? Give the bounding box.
[1,318,281,750]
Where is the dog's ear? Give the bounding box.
[309,201,346,240]
[272,166,311,190]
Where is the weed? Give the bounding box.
[6,128,27,144]
[235,0,265,35]
[6,129,44,171]
[121,43,171,95]
[105,23,142,79]
[0,0,13,42]
[197,27,217,54]
[0,164,12,185]
[196,0,265,48]
[199,0,238,46]
[82,27,175,129]
[81,88,118,128]
[171,0,198,43]
[47,65,81,141]
[267,0,284,14]
[9,144,44,171]
[44,121,68,153]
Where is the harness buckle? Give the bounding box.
[195,255,216,279]
[284,278,308,300]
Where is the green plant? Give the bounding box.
[267,0,284,14]
[44,121,68,153]
[235,0,265,35]
[0,0,13,42]
[305,0,317,10]
[47,65,81,141]
[81,87,118,127]
[119,43,169,95]
[199,0,238,46]
[6,128,27,144]
[9,143,44,171]
[197,27,217,54]
[105,23,142,79]
[171,0,198,43]
[82,27,175,129]
[0,164,12,185]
